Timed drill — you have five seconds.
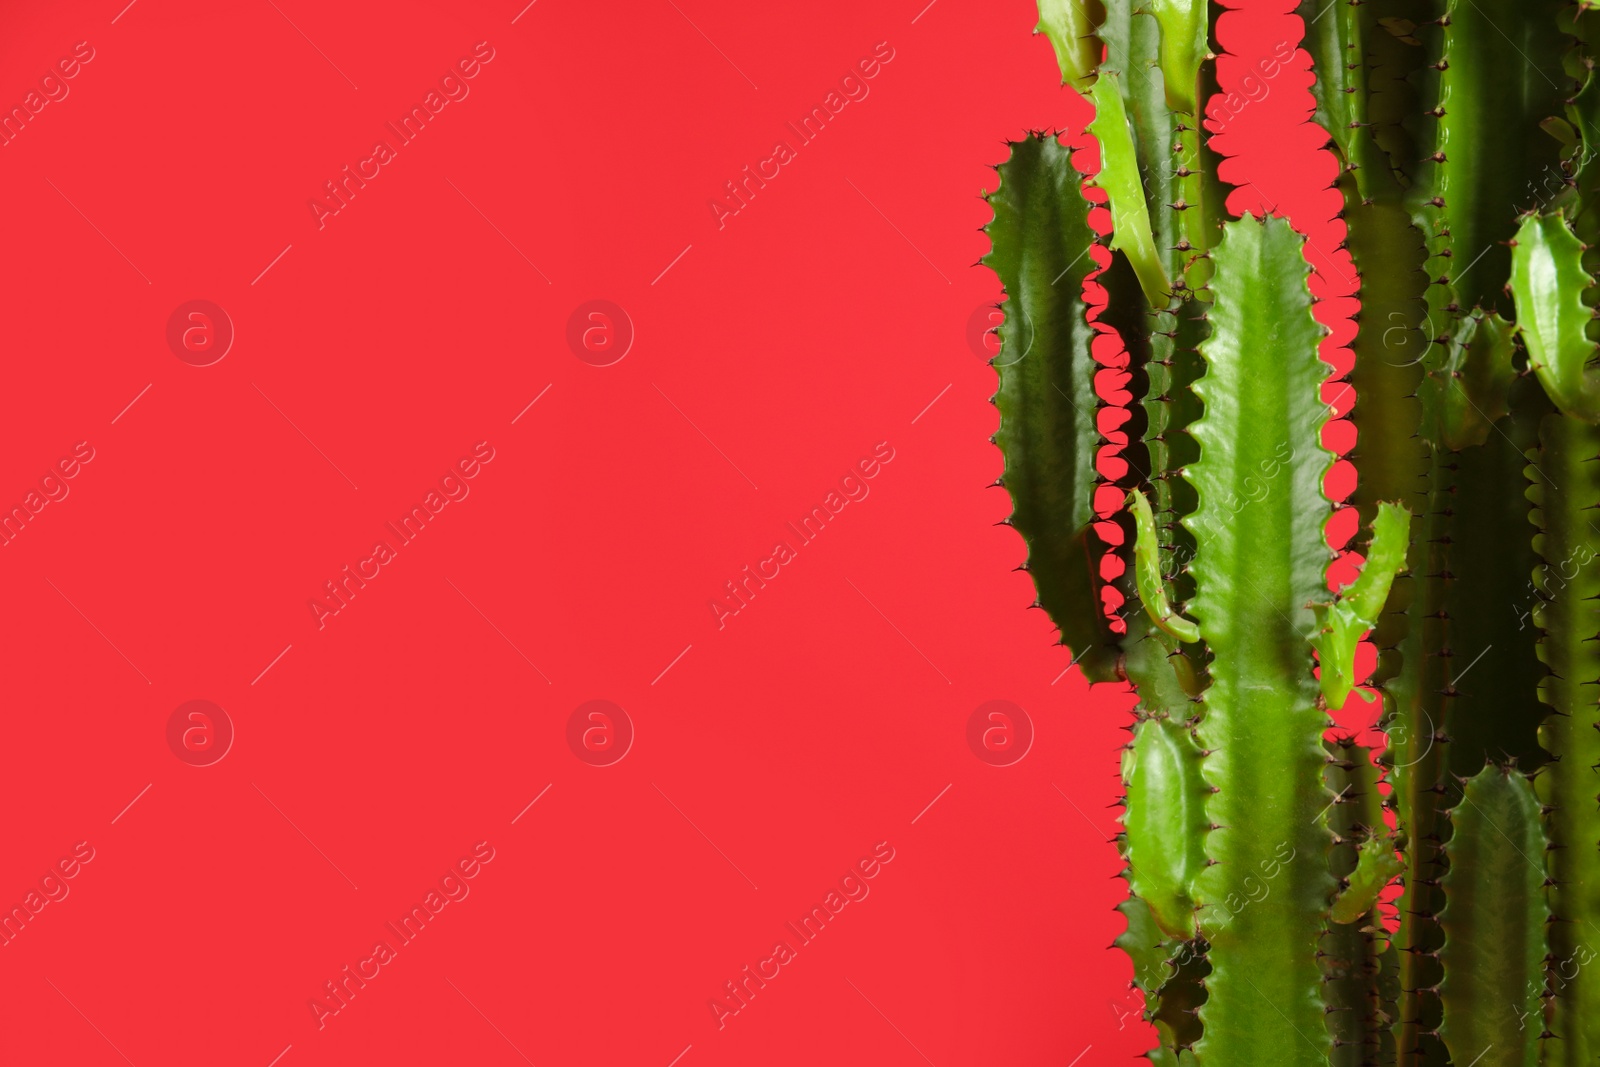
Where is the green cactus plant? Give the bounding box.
[983,0,1600,1063]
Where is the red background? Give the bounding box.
[0,1,1349,1064]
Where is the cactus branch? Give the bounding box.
[1512,210,1600,423]
[1312,501,1413,710]
[1089,73,1173,306]
[1185,216,1337,1066]
[1130,487,1201,643]
[1436,765,1548,1067]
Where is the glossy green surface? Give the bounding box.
[1329,836,1403,925]
[1130,488,1199,643]
[984,135,1121,682]
[1148,0,1207,113]
[1186,217,1336,1067]
[1312,502,1410,709]
[1323,741,1395,1067]
[1123,715,1207,937]
[1513,211,1600,422]
[1088,73,1170,307]
[1527,413,1600,1065]
[1033,0,1104,90]
[1437,766,1547,1067]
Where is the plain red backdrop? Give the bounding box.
[0,1,1355,1064]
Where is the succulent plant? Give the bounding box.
[985,0,1600,1063]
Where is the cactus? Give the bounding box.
[1183,213,1348,1067]
[981,0,1600,1062]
